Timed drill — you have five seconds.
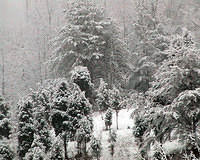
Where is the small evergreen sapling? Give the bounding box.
[109,87,122,130]
[105,108,112,130]
[108,130,117,158]
[75,117,93,157]
[90,137,102,160]
[133,116,147,144]
[96,79,110,113]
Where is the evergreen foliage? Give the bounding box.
[136,28,200,159]
[104,108,112,130]
[128,2,170,92]
[25,135,46,160]
[50,79,92,158]
[0,96,11,139]
[76,117,93,156]
[90,137,101,160]
[31,89,52,153]
[96,79,110,112]
[18,97,34,159]
[108,130,117,157]
[109,87,122,130]
[133,116,147,139]
[50,0,130,87]
[50,141,63,160]
[71,66,94,103]
[0,143,14,160]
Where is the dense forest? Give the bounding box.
[1,0,200,159]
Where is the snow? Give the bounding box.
[92,109,138,160]
[49,108,139,159]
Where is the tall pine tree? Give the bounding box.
[49,0,130,87]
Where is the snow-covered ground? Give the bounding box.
[92,109,139,160]
[64,109,139,159]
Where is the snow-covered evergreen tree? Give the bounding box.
[18,96,34,159]
[90,137,101,160]
[75,117,93,157]
[31,89,52,153]
[50,79,92,159]
[105,108,112,130]
[96,79,110,112]
[108,130,117,157]
[138,28,200,159]
[71,66,94,103]
[33,111,52,153]
[109,87,122,130]
[128,1,170,92]
[49,0,130,87]
[25,135,46,160]
[0,96,11,139]
[0,143,14,160]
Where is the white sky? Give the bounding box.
[0,0,25,29]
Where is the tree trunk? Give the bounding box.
[63,134,68,160]
[83,139,87,157]
[116,111,119,130]
[77,142,81,156]
[1,50,5,96]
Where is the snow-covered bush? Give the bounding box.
[0,143,14,160]
[90,137,101,160]
[25,135,46,160]
[104,108,112,130]
[75,117,93,156]
[108,130,117,157]
[71,66,93,89]
[133,116,147,139]
[50,141,63,160]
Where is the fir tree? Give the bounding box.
[0,96,11,139]
[139,28,200,159]
[18,96,34,160]
[96,79,110,113]
[90,137,101,160]
[109,87,122,130]
[75,117,93,157]
[71,66,94,104]
[49,0,130,87]
[108,130,117,158]
[25,135,46,160]
[51,79,92,159]
[0,143,14,160]
[104,108,112,130]
[31,89,52,153]
[128,1,170,92]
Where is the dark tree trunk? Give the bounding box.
[116,111,119,130]
[83,139,87,157]
[63,134,68,160]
